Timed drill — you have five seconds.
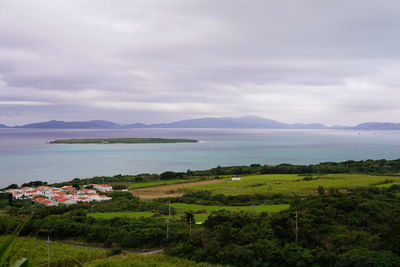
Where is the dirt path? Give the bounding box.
[130,179,225,200]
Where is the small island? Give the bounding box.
[50,137,198,144]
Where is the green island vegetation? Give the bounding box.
[88,211,154,219]
[87,203,289,223]
[128,178,202,190]
[49,137,198,144]
[45,158,400,188]
[85,253,224,267]
[181,173,400,196]
[0,236,106,266]
[1,158,400,266]
[375,182,400,188]
[0,236,222,267]
[170,203,289,223]
[169,203,289,213]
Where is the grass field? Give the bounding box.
[0,236,107,266]
[375,182,400,188]
[1,236,223,267]
[88,211,154,219]
[87,203,289,223]
[170,203,290,222]
[128,179,199,189]
[182,174,400,196]
[169,203,289,213]
[84,253,224,267]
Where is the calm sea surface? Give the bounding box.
[1,128,400,187]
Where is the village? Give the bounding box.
[5,184,113,206]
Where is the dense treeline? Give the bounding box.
[159,191,292,206]
[194,159,400,176]
[51,173,159,187]
[167,187,400,266]
[1,215,174,249]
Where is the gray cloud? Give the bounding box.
[1,0,400,125]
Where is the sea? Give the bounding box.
[1,128,400,187]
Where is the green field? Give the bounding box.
[85,253,224,267]
[50,137,198,144]
[375,182,400,188]
[2,236,223,267]
[128,178,201,189]
[170,203,290,222]
[182,174,400,196]
[88,211,154,219]
[169,203,289,213]
[88,203,289,223]
[0,236,106,266]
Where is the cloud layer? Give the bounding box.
[1,0,400,125]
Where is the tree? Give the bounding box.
[317,186,325,195]
[5,184,18,190]
[336,248,400,267]
[21,181,47,188]
[182,211,195,224]
[112,184,127,190]
[281,243,313,267]
[160,171,184,180]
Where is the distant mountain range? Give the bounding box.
[141,116,327,129]
[15,120,121,129]
[2,116,400,130]
[350,122,400,130]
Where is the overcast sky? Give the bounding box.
[1,0,400,126]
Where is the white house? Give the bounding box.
[77,189,96,194]
[58,198,77,205]
[11,192,24,199]
[90,184,113,192]
[34,197,58,207]
[86,193,111,201]
[7,184,112,205]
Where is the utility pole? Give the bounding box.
[189,217,192,241]
[295,212,298,243]
[166,201,170,239]
[47,234,50,267]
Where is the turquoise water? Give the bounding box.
[1,128,400,187]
